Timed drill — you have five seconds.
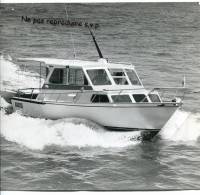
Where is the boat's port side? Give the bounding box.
[15,88,40,100]
[11,97,45,117]
[11,96,179,130]
[16,92,38,99]
[10,57,184,137]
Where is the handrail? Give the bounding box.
[152,87,188,90]
[15,87,185,105]
[16,86,188,95]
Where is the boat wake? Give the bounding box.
[0,55,43,90]
[0,109,141,150]
[1,55,200,150]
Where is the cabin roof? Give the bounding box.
[17,58,134,69]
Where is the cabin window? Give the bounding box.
[125,69,141,85]
[87,69,111,85]
[111,95,132,103]
[49,68,64,84]
[109,69,128,85]
[49,67,88,86]
[91,94,110,103]
[149,94,161,102]
[132,94,148,102]
[68,68,88,85]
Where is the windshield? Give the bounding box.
[125,69,141,85]
[87,69,111,85]
[49,68,64,84]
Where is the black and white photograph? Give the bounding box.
[0,0,200,192]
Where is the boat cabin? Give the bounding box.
[17,58,162,104]
[40,58,143,91]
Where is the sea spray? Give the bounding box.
[160,109,200,142]
[0,55,44,90]
[0,97,10,108]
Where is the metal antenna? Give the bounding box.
[182,74,186,88]
[88,26,104,59]
[65,5,76,59]
[182,56,186,88]
[39,62,42,89]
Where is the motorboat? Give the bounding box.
[1,28,185,140]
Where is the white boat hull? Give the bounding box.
[11,98,178,131]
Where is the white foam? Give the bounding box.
[160,109,200,142]
[0,97,10,108]
[1,109,200,150]
[0,55,44,90]
[0,111,140,150]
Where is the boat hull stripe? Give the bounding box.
[11,98,46,104]
[11,98,180,108]
[104,126,160,132]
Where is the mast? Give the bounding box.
[88,27,104,59]
[65,5,76,59]
[39,62,42,89]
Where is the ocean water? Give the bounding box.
[0,3,200,191]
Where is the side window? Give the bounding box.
[149,94,161,102]
[132,94,148,102]
[91,94,110,103]
[69,68,88,85]
[109,69,128,85]
[111,95,132,103]
[49,68,64,84]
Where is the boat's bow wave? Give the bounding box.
[160,109,200,143]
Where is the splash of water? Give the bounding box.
[0,55,43,90]
[1,97,10,108]
[160,109,200,142]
